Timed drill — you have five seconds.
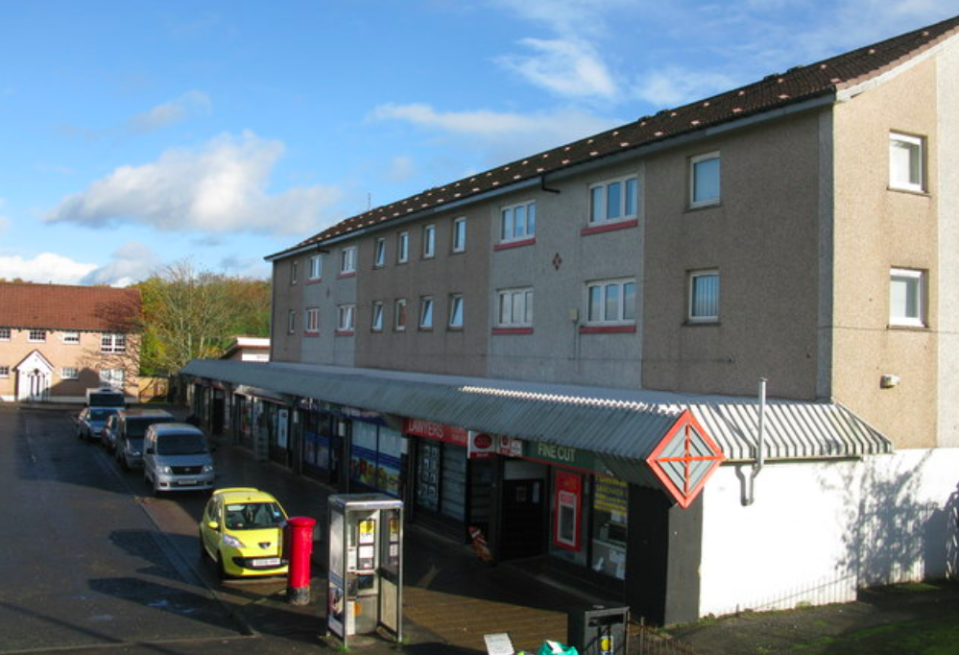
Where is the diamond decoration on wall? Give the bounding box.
[646,409,725,509]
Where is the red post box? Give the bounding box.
[283,516,316,605]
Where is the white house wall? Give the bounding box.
[699,449,959,617]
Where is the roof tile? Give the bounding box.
[0,283,141,332]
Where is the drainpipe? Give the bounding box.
[744,378,767,506]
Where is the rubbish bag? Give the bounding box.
[538,640,579,655]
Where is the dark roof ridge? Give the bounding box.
[268,13,959,260]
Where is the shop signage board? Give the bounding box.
[404,418,469,446]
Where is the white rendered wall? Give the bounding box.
[699,449,959,617]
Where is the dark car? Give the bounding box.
[103,408,177,469]
[75,407,120,441]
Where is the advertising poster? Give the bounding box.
[553,470,582,551]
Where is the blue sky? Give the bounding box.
[1,0,955,286]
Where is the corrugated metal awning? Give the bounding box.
[181,359,892,467]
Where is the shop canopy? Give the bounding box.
[182,360,892,507]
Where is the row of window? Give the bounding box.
[0,367,81,380]
[290,132,926,287]
[288,264,925,336]
[0,328,127,352]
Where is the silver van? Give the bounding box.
[143,423,215,495]
[106,408,177,469]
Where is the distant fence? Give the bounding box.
[632,621,700,655]
[137,376,169,403]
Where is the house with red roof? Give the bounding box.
[182,16,959,625]
[0,283,141,403]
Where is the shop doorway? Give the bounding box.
[498,460,547,560]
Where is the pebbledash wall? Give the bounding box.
[700,448,959,617]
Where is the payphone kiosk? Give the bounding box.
[327,494,404,647]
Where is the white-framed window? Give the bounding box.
[590,176,639,224]
[889,132,925,193]
[419,297,434,329]
[340,246,357,275]
[449,294,464,328]
[372,301,384,332]
[290,260,299,285]
[0,366,9,378]
[306,308,320,333]
[61,367,79,380]
[29,329,46,342]
[690,152,721,208]
[688,270,720,323]
[497,288,533,327]
[337,304,356,332]
[101,334,126,353]
[397,231,409,264]
[395,299,408,331]
[587,279,636,324]
[890,268,926,327]
[0,327,9,341]
[288,310,296,334]
[309,254,323,280]
[453,217,467,252]
[373,238,386,268]
[62,331,80,345]
[501,201,536,242]
[424,225,436,259]
[100,369,124,388]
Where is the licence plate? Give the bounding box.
[178,480,196,486]
[252,557,281,567]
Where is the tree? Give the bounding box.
[135,261,270,376]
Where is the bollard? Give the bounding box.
[284,516,317,605]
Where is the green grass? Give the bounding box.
[784,616,959,655]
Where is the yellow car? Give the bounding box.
[199,488,289,579]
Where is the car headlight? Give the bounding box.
[202,464,214,473]
[222,534,246,548]
[159,466,173,474]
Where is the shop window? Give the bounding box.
[591,476,628,580]
[350,422,401,497]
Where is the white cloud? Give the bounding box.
[497,38,617,99]
[80,242,161,287]
[490,0,631,101]
[0,252,97,285]
[126,90,212,134]
[44,131,343,236]
[633,67,740,108]
[369,103,618,164]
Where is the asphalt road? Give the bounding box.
[0,406,326,655]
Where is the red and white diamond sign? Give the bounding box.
[646,409,724,508]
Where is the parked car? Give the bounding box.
[104,408,177,469]
[199,487,289,579]
[85,386,126,409]
[75,407,120,441]
[143,423,215,495]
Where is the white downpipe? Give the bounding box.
[744,378,767,506]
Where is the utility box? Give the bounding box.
[327,493,403,647]
[567,604,630,655]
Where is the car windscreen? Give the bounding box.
[89,394,124,407]
[89,409,116,421]
[156,433,208,455]
[224,503,285,530]
[129,416,172,438]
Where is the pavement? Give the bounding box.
[27,402,959,655]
